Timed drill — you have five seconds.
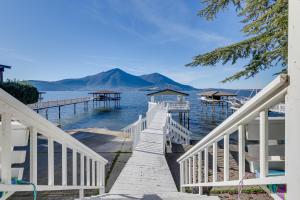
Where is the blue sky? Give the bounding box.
[0,0,281,89]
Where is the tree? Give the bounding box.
[187,0,288,82]
[0,80,39,104]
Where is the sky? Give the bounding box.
[0,0,282,89]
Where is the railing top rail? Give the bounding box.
[177,74,288,162]
[0,89,107,164]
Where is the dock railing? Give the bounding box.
[177,74,288,193]
[28,97,92,110]
[122,115,147,149]
[166,113,191,144]
[0,89,107,199]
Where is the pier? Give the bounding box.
[89,90,121,108]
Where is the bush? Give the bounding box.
[0,80,39,104]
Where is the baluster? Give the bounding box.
[73,149,77,185]
[92,160,95,186]
[0,113,12,184]
[48,137,54,186]
[224,134,229,181]
[180,162,184,192]
[62,143,67,186]
[30,127,37,185]
[96,162,100,187]
[238,125,245,180]
[81,154,85,186]
[188,157,192,184]
[198,151,203,194]
[213,142,217,182]
[260,110,269,177]
[184,159,188,184]
[86,157,90,186]
[193,155,196,184]
[204,147,208,183]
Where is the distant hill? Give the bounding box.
[139,73,194,91]
[29,68,196,91]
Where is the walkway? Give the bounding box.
[87,107,219,199]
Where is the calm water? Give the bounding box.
[39,90,255,139]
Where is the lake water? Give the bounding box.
[39,90,255,139]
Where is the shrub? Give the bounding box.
[0,80,39,104]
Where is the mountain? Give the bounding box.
[139,73,195,91]
[29,68,196,91]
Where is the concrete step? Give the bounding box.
[82,192,219,200]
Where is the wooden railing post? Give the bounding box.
[198,151,203,195]
[62,143,67,186]
[0,112,12,184]
[86,157,90,186]
[73,150,77,186]
[204,147,208,183]
[92,160,95,186]
[30,126,37,185]
[238,125,245,180]
[259,110,269,178]
[213,142,218,182]
[48,137,54,186]
[287,2,300,197]
[188,157,192,184]
[180,162,185,192]
[224,134,229,181]
[81,154,85,186]
[184,160,188,185]
[193,155,196,184]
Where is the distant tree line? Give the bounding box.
[0,80,39,104]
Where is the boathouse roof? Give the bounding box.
[0,64,11,71]
[89,90,121,94]
[199,90,236,97]
[147,89,189,96]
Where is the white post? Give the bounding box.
[81,154,85,186]
[180,162,185,192]
[62,143,67,186]
[188,157,192,184]
[198,151,203,195]
[48,137,54,186]
[287,0,300,198]
[223,134,229,181]
[238,125,245,180]
[184,160,188,185]
[259,110,269,178]
[193,155,196,184]
[96,162,100,187]
[204,147,208,183]
[86,157,90,186]
[92,160,95,186]
[212,142,217,182]
[73,150,77,185]
[30,127,37,185]
[0,113,12,184]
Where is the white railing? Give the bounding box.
[270,102,285,113]
[166,114,191,145]
[177,74,288,193]
[0,89,107,200]
[162,101,190,112]
[28,97,92,110]
[122,115,147,149]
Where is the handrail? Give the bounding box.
[177,74,288,193]
[178,74,288,162]
[122,115,147,149]
[166,114,191,144]
[0,88,107,199]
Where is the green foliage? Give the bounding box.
[187,0,288,82]
[210,187,265,194]
[0,80,39,104]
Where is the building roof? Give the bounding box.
[199,90,236,97]
[0,64,12,70]
[147,89,189,96]
[89,90,121,94]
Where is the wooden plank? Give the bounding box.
[239,125,245,180]
[260,110,269,177]
[48,137,54,186]
[30,126,37,185]
[223,134,229,181]
[62,143,67,186]
[72,149,77,186]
